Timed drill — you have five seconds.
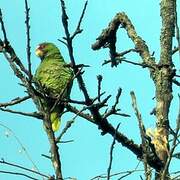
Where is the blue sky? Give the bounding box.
[0,0,179,180]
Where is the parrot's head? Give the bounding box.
[35,42,61,60]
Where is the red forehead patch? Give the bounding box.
[38,44,46,50]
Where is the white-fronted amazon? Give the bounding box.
[34,42,73,131]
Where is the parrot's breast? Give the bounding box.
[35,58,73,98]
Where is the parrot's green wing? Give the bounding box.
[34,42,73,131]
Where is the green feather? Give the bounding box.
[34,42,73,131]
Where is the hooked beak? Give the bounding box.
[35,46,44,58]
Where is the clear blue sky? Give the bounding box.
[0,0,179,180]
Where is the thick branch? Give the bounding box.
[92,12,156,69]
[162,95,180,179]
[160,0,175,66]
[43,113,63,179]
[154,0,176,178]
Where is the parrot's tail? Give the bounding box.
[50,111,60,131]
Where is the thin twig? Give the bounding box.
[172,79,180,86]
[103,88,130,118]
[56,120,75,143]
[97,75,103,102]
[71,1,88,39]
[57,104,94,143]
[0,96,30,107]
[60,0,90,101]
[0,107,43,119]
[0,10,29,76]
[0,170,38,180]
[59,140,74,144]
[172,46,180,54]
[41,154,51,160]
[91,161,142,180]
[25,0,32,81]
[103,58,155,70]
[65,104,93,122]
[0,9,8,43]
[117,48,138,56]
[0,123,39,173]
[0,159,49,179]
[130,91,149,179]
[107,123,120,180]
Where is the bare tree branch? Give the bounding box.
[97,75,103,102]
[91,161,142,180]
[172,46,180,54]
[172,79,180,86]
[56,120,74,143]
[130,91,151,180]
[107,123,120,180]
[0,96,30,107]
[0,159,50,179]
[92,12,156,69]
[0,123,39,173]
[0,9,8,43]
[25,0,32,81]
[43,113,63,179]
[162,94,180,179]
[0,170,38,180]
[0,107,43,119]
[174,0,180,60]
[102,58,155,69]
[71,0,88,39]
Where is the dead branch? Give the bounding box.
[103,88,130,118]
[59,1,164,170]
[1,7,63,179]
[0,9,8,43]
[71,1,88,39]
[174,0,180,60]
[43,113,63,179]
[97,75,103,102]
[0,9,29,76]
[0,107,43,119]
[102,58,155,69]
[0,123,39,172]
[91,161,142,180]
[56,120,74,143]
[0,159,50,179]
[25,0,32,81]
[107,123,120,180]
[0,96,30,107]
[92,12,156,69]
[65,104,93,122]
[162,94,180,179]
[172,79,180,86]
[60,0,91,101]
[0,170,38,180]
[130,91,150,179]
[172,46,180,54]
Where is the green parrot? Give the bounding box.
[34,42,73,131]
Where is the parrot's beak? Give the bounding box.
[35,46,44,57]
